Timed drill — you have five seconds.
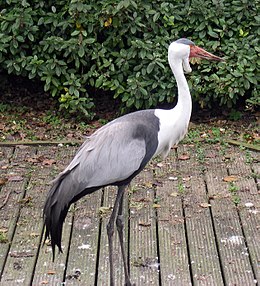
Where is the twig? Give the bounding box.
[0,189,12,210]
[225,139,260,151]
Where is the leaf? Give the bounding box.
[85,38,95,44]
[170,192,178,197]
[152,203,161,208]
[178,154,190,160]
[104,17,112,27]
[0,178,8,186]
[200,203,211,208]
[78,45,84,58]
[47,270,56,275]
[147,62,155,74]
[99,206,112,215]
[42,159,56,166]
[223,175,238,182]
[71,30,80,36]
[153,12,160,22]
[139,221,151,227]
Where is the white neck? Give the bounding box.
[153,52,193,158]
[169,56,192,118]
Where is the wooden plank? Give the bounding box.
[179,143,224,285]
[0,146,76,285]
[227,148,260,283]
[97,186,126,285]
[157,180,191,285]
[129,170,159,285]
[64,190,102,285]
[32,146,77,285]
[205,146,256,285]
[0,146,36,280]
[154,148,191,285]
[0,181,27,277]
[185,177,224,285]
[0,146,13,173]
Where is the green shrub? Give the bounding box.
[0,0,259,117]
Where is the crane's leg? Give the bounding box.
[107,185,126,286]
[116,190,135,286]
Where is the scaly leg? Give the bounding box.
[107,185,126,286]
[116,190,135,286]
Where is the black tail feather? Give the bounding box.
[43,172,98,261]
[43,179,70,261]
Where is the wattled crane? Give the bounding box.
[43,38,223,286]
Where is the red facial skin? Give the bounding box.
[189,45,224,61]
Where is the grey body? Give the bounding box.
[43,109,160,254]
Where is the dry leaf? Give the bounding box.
[99,206,112,215]
[30,232,40,238]
[168,176,178,181]
[47,270,56,275]
[223,175,238,182]
[42,159,56,166]
[0,177,8,186]
[26,157,39,163]
[178,154,190,160]
[152,203,161,208]
[1,165,9,170]
[200,203,211,208]
[170,192,178,197]
[157,163,163,168]
[144,182,153,188]
[40,281,49,285]
[139,222,151,227]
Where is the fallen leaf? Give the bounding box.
[139,222,151,227]
[178,153,190,160]
[144,182,153,188]
[206,153,216,158]
[30,232,40,238]
[168,176,178,181]
[157,163,163,168]
[42,159,56,166]
[223,175,238,182]
[98,206,112,215]
[245,202,254,208]
[152,203,161,208]
[40,281,49,285]
[1,165,9,170]
[0,177,8,186]
[170,192,178,197]
[26,157,39,163]
[200,203,211,208]
[47,270,56,275]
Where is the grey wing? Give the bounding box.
[53,121,146,194]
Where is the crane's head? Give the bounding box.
[169,38,224,74]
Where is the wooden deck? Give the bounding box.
[0,143,259,285]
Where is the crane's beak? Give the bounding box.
[190,45,224,61]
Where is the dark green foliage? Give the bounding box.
[0,0,259,117]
